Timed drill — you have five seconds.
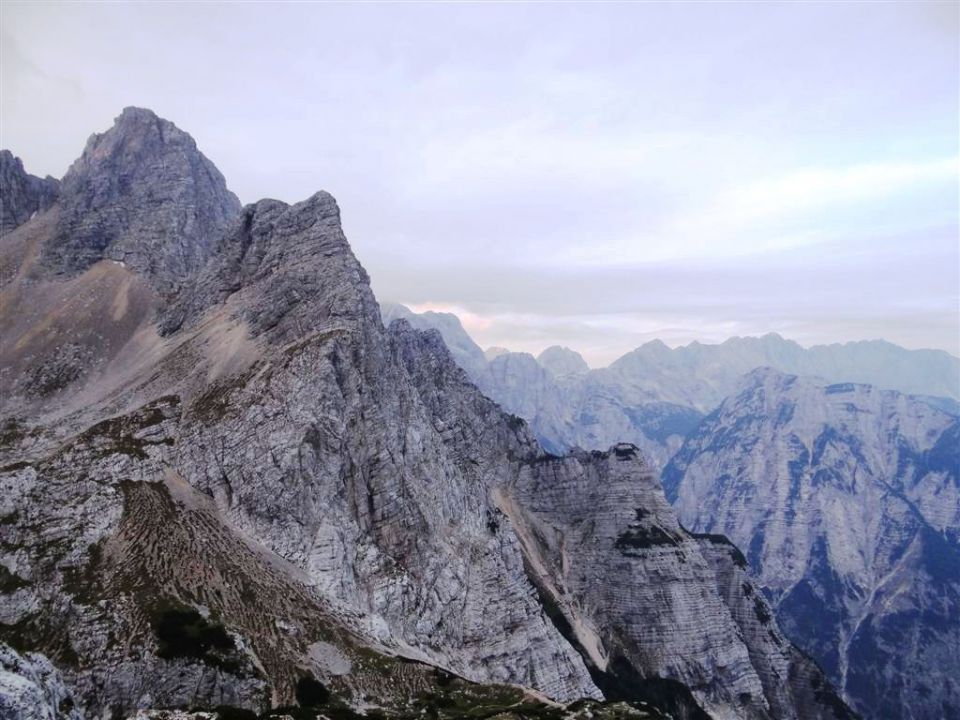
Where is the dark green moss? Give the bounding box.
[0,614,79,668]
[588,656,710,720]
[685,528,749,569]
[506,414,526,431]
[613,445,639,460]
[61,541,103,605]
[0,418,26,448]
[0,461,31,473]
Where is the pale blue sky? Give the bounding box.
[2,1,957,365]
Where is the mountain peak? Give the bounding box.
[117,105,162,121]
[485,346,511,360]
[40,107,241,289]
[537,345,589,375]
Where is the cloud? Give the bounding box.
[2,1,957,360]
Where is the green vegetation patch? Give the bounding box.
[79,396,178,459]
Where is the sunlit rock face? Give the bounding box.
[663,368,960,720]
[0,109,851,719]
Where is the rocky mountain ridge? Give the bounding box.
[0,110,851,720]
[380,305,959,468]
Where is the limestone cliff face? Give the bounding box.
[0,111,851,719]
[663,369,960,720]
[0,150,59,236]
[0,643,81,720]
[380,302,489,380]
[506,444,854,720]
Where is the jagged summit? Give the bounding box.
[380,302,489,377]
[40,106,241,289]
[159,190,365,341]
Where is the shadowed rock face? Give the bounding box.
[1,111,853,720]
[40,107,240,290]
[663,369,960,720]
[0,150,59,236]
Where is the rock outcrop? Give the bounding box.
[0,150,59,236]
[662,369,960,720]
[0,111,852,719]
[379,302,489,379]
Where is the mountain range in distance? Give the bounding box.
[380,302,959,465]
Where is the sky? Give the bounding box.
[2,1,957,367]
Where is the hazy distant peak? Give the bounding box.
[634,339,672,357]
[489,350,540,366]
[379,301,487,376]
[484,346,511,361]
[537,345,589,376]
[736,365,801,390]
